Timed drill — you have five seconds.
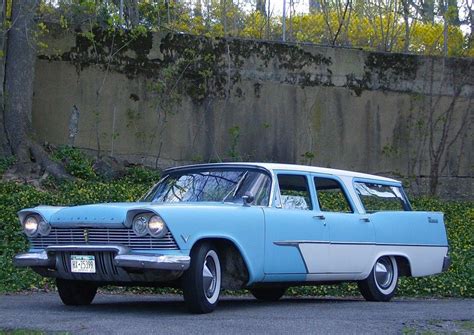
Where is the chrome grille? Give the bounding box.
[29,228,179,250]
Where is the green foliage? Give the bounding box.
[317,190,352,213]
[123,166,161,184]
[52,146,96,180]
[0,157,15,175]
[38,1,473,57]
[227,126,241,161]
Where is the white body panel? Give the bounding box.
[299,244,448,281]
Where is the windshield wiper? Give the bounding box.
[222,171,248,203]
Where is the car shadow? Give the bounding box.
[53,295,365,316]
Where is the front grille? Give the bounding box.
[29,228,179,250]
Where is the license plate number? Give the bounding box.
[71,255,96,273]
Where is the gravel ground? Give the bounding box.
[0,293,473,334]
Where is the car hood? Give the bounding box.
[18,202,242,228]
[19,203,150,228]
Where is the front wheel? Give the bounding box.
[182,242,222,313]
[358,255,398,302]
[56,279,97,306]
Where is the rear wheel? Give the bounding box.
[182,242,221,313]
[250,287,287,301]
[56,279,97,306]
[358,256,398,302]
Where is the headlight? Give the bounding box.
[148,215,166,237]
[132,215,148,237]
[23,216,39,237]
[38,219,51,236]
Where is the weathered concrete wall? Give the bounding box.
[32,27,473,198]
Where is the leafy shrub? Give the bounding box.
[52,146,97,180]
[0,156,15,175]
[0,174,472,297]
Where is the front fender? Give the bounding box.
[151,204,266,284]
[18,206,66,224]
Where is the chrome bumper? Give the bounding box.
[14,245,190,272]
[442,255,451,272]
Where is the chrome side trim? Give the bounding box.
[274,241,329,247]
[273,240,449,248]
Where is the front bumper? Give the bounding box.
[442,255,451,272]
[14,245,190,272]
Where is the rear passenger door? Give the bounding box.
[263,172,330,276]
[312,174,375,275]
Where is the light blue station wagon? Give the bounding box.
[14,163,450,313]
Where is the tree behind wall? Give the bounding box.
[0,0,69,179]
[0,0,8,154]
[3,0,38,161]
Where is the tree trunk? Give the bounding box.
[4,0,38,162]
[401,0,411,53]
[3,0,71,179]
[446,0,460,26]
[256,0,266,16]
[126,0,139,27]
[421,0,435,23]
[309,0,321,13]
[113,0,139,27]
[0,0,10,156]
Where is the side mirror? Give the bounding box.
[242,192,254,207]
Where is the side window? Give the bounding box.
[354,182,409,212]
[277,174,312,210]
[314,177,353,213]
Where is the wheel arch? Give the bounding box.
[190,237,251,289]
[393,255,412,277]
[369,251,413,277]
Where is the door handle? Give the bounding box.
[360,216,370,222]
[313,215,326,226]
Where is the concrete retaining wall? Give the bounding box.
[32,28,473,198]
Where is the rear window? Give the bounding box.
[354,182,411,212]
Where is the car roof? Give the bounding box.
[164,162,400,184]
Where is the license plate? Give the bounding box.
[71,255,96,273]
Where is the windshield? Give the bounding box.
[141,168,272,206]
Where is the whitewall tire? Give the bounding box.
[358,256,398,302]
[182,242,222,313]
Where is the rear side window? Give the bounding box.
[278,174,312,210]
[314,177,353,213]
[354,182,410,212]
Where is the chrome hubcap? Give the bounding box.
[375,257,394,289]
[203,255,217,298]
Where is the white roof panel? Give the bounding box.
[166,162,401,184]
